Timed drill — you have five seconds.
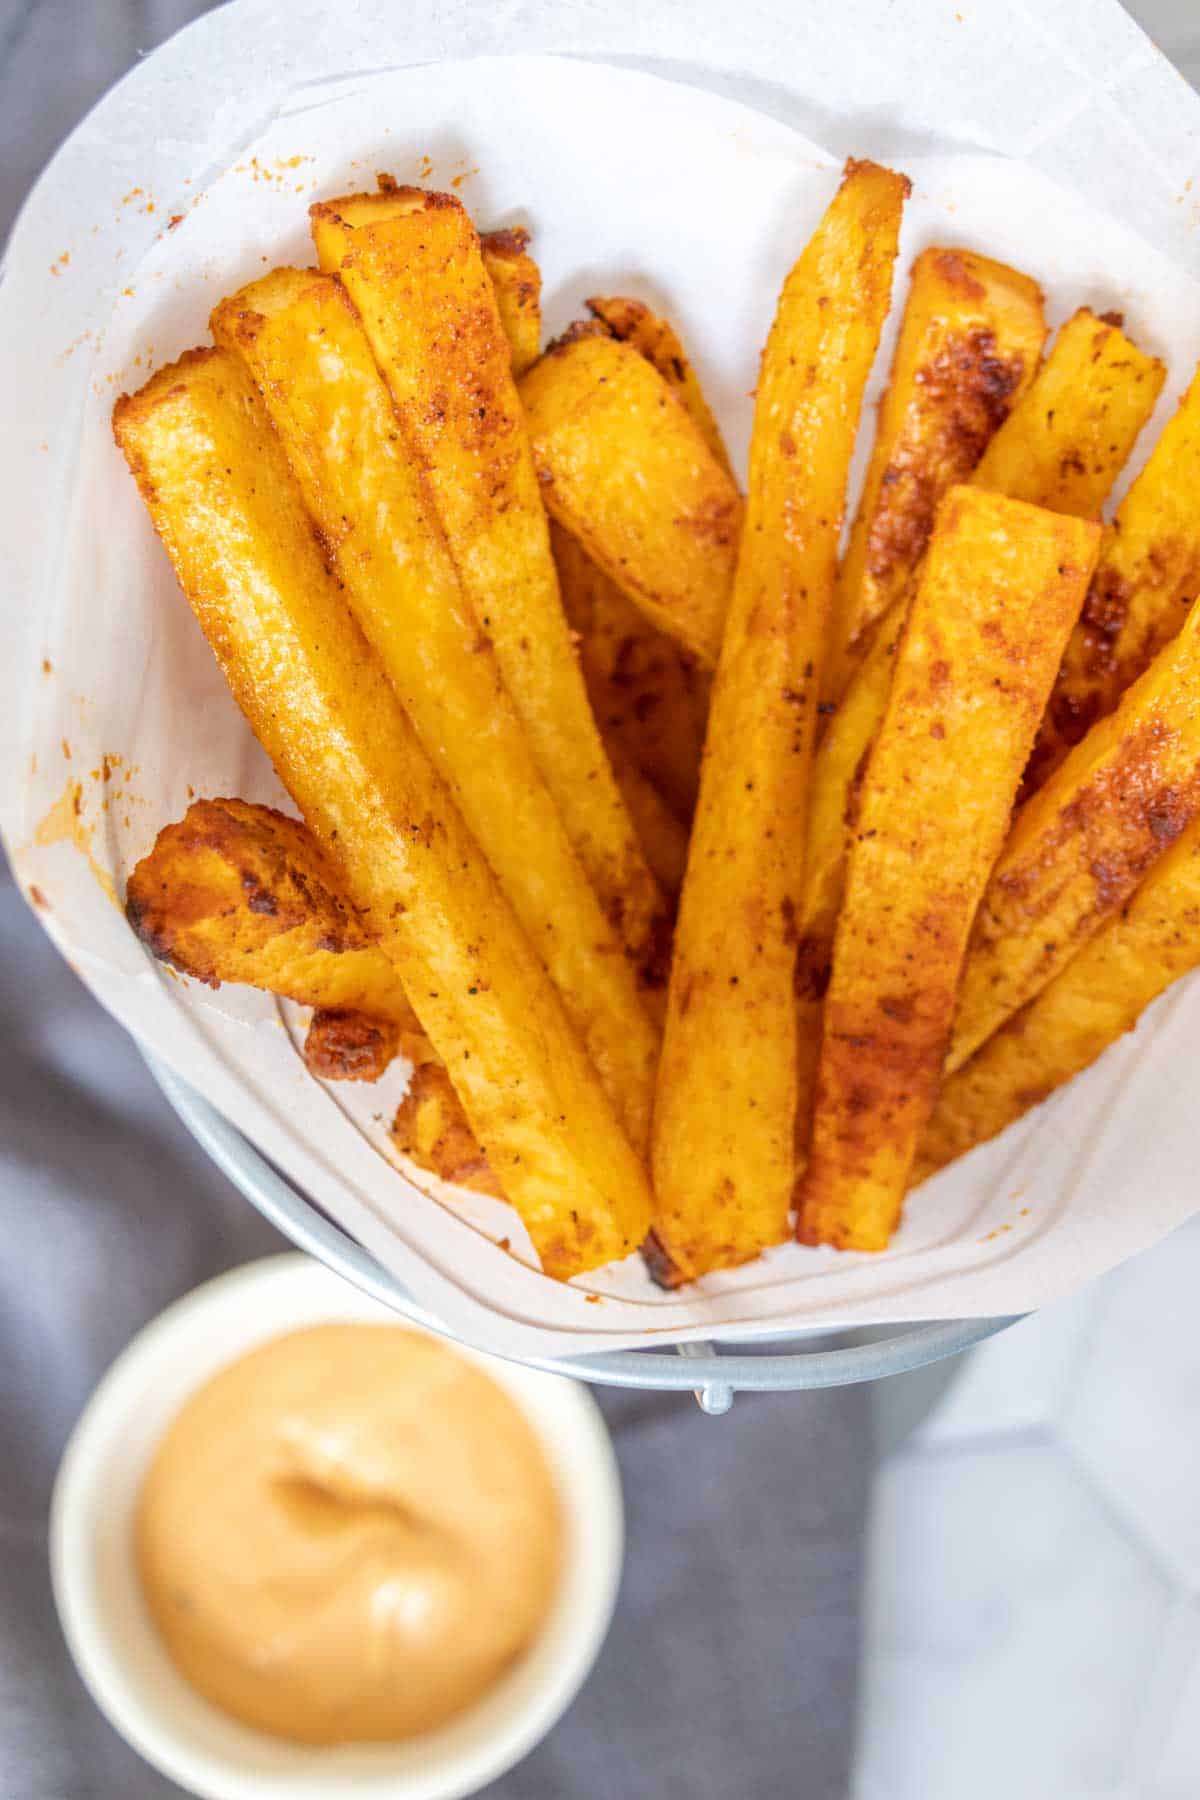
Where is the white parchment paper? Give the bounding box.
[3,2,1199,1357]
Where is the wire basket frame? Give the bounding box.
[149,1059,1020,1412]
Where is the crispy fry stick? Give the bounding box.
[651,159,908,1277]
[971,307,1164,512]
[916,811,1200,1182]
[518,327,743,668]
[586,294,734,476]
[310,190,664,981]
[213,268,659,1150]
[551,519,707,822]
[480,226,542,376]
[798,490,1100,1252]
[1025,362,1200,792]
[949,597,1200,1073]
[113,348,652,1279]
[827,248,1046,701]
[491,259,712,826]
[794,307,1163,1154]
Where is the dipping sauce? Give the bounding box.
[136,1326,562,1744]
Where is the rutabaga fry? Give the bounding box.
[1026,362,1200,793]
[970,307,1163,514]
[480,226,542,377]
[827,247,1046,701]
[586,294,735,476]
[794,306,1164,1156]
[391,1062,503,1197]
[915,811,1200,1184]
[551,518,708,822]
[518,327,743,668]
[113,348,652,1279]
[125,796,419,1033]
[213,268,659,1152]
[798,490,1100,1253]
[126,798,500,1209]
[949,597,1200,1073]
[605,742,690,898]
[310,188,665,981]
[652,158,908,1278]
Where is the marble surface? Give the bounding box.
[858,1216,1200,1798]
[853,12,1200,1792]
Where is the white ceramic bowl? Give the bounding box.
[50,1253,624,1800]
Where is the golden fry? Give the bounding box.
[794,306,1163,1153]
[481,226,542,376]
[798,490,1100,1252]
[605,743,689,897]
[552,519,707,821]
[653,159,908,1277]
[971,307,1163,513]
[311,188,664,979]
[125,796,418,1031]
[213,268,659,1151]
[586,294,734,475]
[827,247,1046,699]
[1026,362,1200,792]
[916,812,1200,1182]
[114,348,652,1279]
[950,598,1200,1074]
[519,327,743,667]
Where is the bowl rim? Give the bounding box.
[49,1252,624,1800]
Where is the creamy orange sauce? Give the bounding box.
[136,1325,561,1744]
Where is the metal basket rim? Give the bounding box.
[147,1056,1021,1406]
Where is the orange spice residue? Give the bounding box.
[29,886,49,910]
[42,658,52,675]
[417,155,434,180]
[34,781,118,907]
[450,167,479,189]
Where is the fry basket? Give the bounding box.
[149,1059,1020,1412]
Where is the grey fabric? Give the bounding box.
[0,7,869,1796]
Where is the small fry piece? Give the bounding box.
[949,598,1200,1073]
[1026,363,1200,792]
[518,327,743,667]
[916,812,1200,1182]
[114,348,652,1279]
[125,797,418,1033]
[794,306,1164,1152]
[798,490,1100,1252]
[303,1009,401,1084]
[311,189,663,980]
[653,158,908,1277]
[970,307,1164,513]
[481,226,542,376]
[586,294,734,475]
[392,1063,502,1196]
[128,795,501,1175]
[827,248,1046,699]
[213,268,659,1151]
[552,519,707,821]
